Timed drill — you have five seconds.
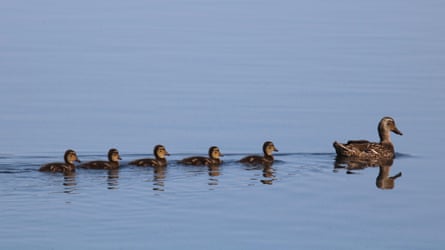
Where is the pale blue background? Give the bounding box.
[1,0,444,249]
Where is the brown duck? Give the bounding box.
[79,148,121,169]
[129,145,170,167]
[333,117,403,159]
[179,146,223,166]
[39,149,80,173]
[240,141,278,165]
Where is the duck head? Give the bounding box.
[64,149,81,164]
[208,146,223,160]
[263,141,279,156]
[108,148,122,162]
[154,145,170,159]
[378,117,403,143]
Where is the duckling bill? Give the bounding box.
[39,149,80,173]
[333,117,403,159]
[129,145,169,167]
[179,146,223,166]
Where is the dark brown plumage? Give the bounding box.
[129,145,169,167]
[39,149,80,173]
[333,117,403,160]
[79,148,121,169]
[179,146,223,166]
[239,141,278,165]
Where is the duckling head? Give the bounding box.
[208,146,223,160]
[154,145,170,159]
[378,117,403,142]
[108,148,122,162]
[263,141,279,156]
[64,149,81,164]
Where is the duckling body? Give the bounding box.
[79,148,121,170]
[240,141,278,165]
[39,149,80,173]
[179,146,223,166]
[129,145,169,167]
[333,117,403,159]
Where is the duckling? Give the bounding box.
[239,141,278,165]
[79,148,121,169]
[333,116,403,159]
[39,149,80,173]
[129,145,169,167]
[179,146,224,166]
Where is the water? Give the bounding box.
[1,0,445,249]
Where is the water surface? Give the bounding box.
[1,0,445,249]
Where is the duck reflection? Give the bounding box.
[244,163,276,185]
[261,165,275,185]
[376,164,402,190]
[208,164,220,186]
[334,157,402,190]
[63,171,77,194]
[107,169,119,190]
[152,166,166,191]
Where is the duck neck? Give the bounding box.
[264,154,274,162]
[156,157,167,166]
[210,158,221,164]
[379,126,392,144]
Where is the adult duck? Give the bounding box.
[333,116,403,159]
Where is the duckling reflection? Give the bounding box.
[63,171,77,194]
[208,164,220,177]
[208,164,220,186]
[152,166,166,191]
[244,163,276,185]
[107,169,119,190]
[334,157,402,190]
[261,165,276,185]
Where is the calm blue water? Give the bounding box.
[1,0,445,249]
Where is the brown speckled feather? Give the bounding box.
[239,141,278,166]
[129,145,169,167]
[179,146,223,166]
[39,163,76,173]
[333,117,402,160]
[39,149,80,173]
[79,148,121,170]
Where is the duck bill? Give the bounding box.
[165,151,171,156]
[274,148,279,152]
[393,127,403,136]
[76,159,81,163]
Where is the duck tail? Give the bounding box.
[333,141,352,156]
